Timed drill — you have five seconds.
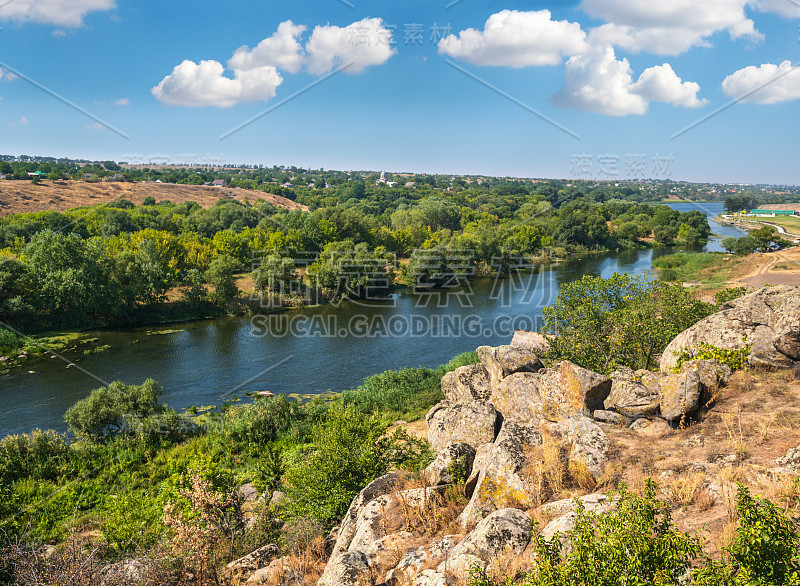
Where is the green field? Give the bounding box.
[758,216,800,236]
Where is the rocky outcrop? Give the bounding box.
[246,558,300,584]
[219,544,279,585]
[477,345,543,389]
[441,509,532,577]
[424,443,476,486]
[776,445,800,471]
[560,416,609,485]
[426,401,499,453]
[678,360,731,402]
[385,535,461,585]
[445,364,493,404]
[323,473,400,576]
[317,551,370,586]
[658,371,702,422]
[490,372,544,425]
[459,421,542,527]
[660,285,800,371]
[604,377,660,418]
[539,361,612,422]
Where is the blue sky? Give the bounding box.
[0,0,798,184]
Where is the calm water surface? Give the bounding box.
[0,202,744,436]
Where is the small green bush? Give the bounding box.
[0,429,71,484]
[658,268,679,282]
[714,286,748,307]
[675,342,751,372]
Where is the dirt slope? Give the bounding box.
[0,180,307,216]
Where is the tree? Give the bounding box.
[542,273,714,373]
[64,379,163,442]
[205,254,240,305]
[721,237,738,253]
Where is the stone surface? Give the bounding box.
[658,371,702,421]
[539,361,612,422]
[386,535,461,585]
[363,531,415,575]
[604,378,660,418]
[427,401,499,453]
[441,371,459,403]
[441,509,532,576]
[219,544,279,585]
[561,416,609,484]
[246,557,301,584]
[238,483,260,502]
[794,362,800,381]
[459,421,542,527]
[317,551,371,586]
[424,443,476,486]
[678,360,732,402]
[448,364,493,404]
[776,445,800,471]
[325,473,400,564]
[541,493,616,519]
[100,558,162,586]
[477,345,543,389]
[491,372,544,425]
[592,409,632,426]
[630,418,672,437]
[660,285,800,371]
[414,569,448,586]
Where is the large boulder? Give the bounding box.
[561,416,609,485]
[444,364,493,404]
[477,345,543,388]
[426,402,499,453]
[660,285,800,371]
[604,378,660,418]
[658,371,702,422]
[459,421,542,527]
[678,359,731,402]
[219,543,279,584]
[317,551,371,586]
[246,557,301,584]
[385,535,461,585]
[325,473,400,563]
[441,509,532,577]
[424,443,476,486]
[539,361,611,422]
[490,372,544,425]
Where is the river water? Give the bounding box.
[0,202,744,437]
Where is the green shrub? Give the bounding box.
[283,404,393,527]
[472,480,703,585]
[714,286,748,307]
[675,342,751,372]
[64,379,164,442]
[658,268,679,282]
[101,489,166,552]
[0,429,71,484]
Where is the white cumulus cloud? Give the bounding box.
[153,18,395,107]
[722,60,800,103]
[0,0,115,28]
[151,60,283,108]
[753,0,800,18]
[305,18,396,75]
[437,10,588,67]
[551,47,706,115]
[582,0,762,55]
[229,20,307,75]
[632,63,708,108]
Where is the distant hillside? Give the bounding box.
[0,180,307,216]
[758,203,800,211]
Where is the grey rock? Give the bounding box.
[427,401,499,453]
[246,557,301,584]
[776,445,800,471]
[604,378,660,418]
[219,544,279,585]
[326,473,400,563]
[447,364,493,404]
[317,550,371,586]
[678,359,732,403]
[459,421,542,527]
[477,345,543,389]
[658,371,703,421]
[630,418,672,437]
[414,569,448,586]
[239,483,259,502]
[442,509,532,576]
[100,558,163,586]
[539,361,612,422]
[660,285,800,371]
[794,362,800,380]
[491,372,544,425]
[592,410,632,426]
[541,493,616,519]
[561,416,609,484]
[424,443,476,486]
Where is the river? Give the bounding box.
[0,202,744,437]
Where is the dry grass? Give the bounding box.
[664,472,707,508]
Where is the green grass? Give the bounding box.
[652,252,731,284]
